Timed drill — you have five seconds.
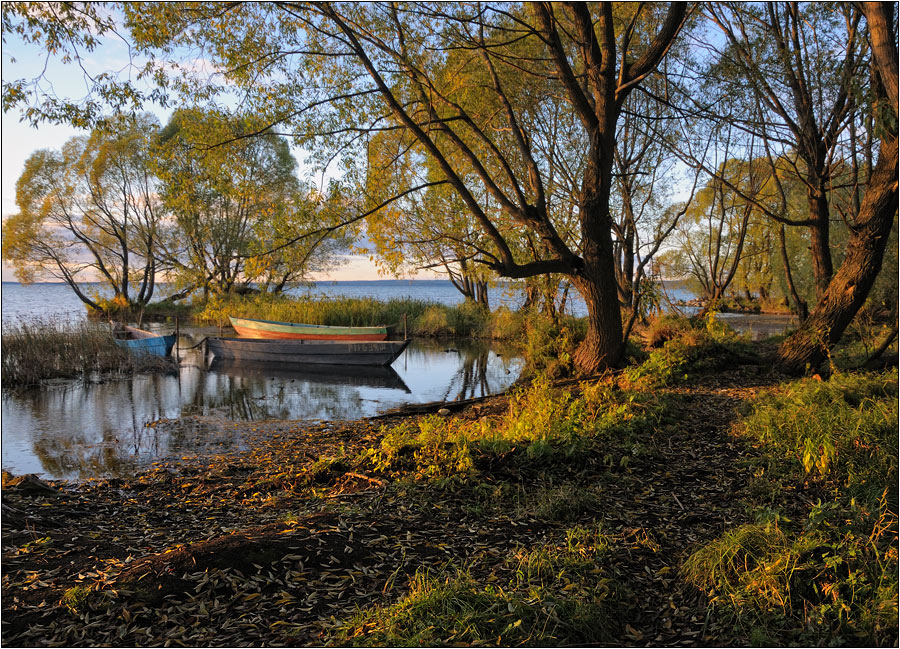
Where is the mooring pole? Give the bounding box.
[175,316,180,360]
[403,313,408,340]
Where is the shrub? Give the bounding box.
[486,306,525,340]
[640,315,695,348]
[521,315,585,377]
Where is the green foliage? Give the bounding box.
[364,376,660,481]
[485,306,526,340]
[740,370,898,496]
[521,315,585,378]
[685,369,899,645]
[2,114,163,311]
[153,108,348,296]
[683,507,897,645]
[337,527,622,646]
[639,314,696,348]
[625,324,715,389]
[61,586,92,614]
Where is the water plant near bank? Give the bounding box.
[1,319,176,388]
[195,292,528,339]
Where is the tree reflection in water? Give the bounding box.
[1,338,523,480]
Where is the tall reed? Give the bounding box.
[194,293,529,339]
[1,318,174,388]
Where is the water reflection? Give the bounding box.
[209,359,412,392]
[1,337,523,480]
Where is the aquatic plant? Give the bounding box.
[1,318,175,388]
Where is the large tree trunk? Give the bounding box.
[778,135,898,374]
[573,192,624,372]
[573,267,624,372]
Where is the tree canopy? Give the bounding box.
[1,1,896,373]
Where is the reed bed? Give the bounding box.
[196,293,531,339]
[1,318,175,389]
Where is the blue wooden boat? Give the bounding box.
[112,324,176,357]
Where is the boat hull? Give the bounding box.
[208,358,411,391]
[207,337,410,367]
[113,325,176,357]
[229,316,388,341]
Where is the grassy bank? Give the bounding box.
[1,319,176,388]
[2,320,896,646]
[683,369,898,645]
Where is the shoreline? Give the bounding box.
[1,370,767,646]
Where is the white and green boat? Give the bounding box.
[229,316,388,341]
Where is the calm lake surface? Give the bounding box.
[1,281,531,480]
[0,280,796,481]
[1,332,522,480]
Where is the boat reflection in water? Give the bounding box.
[1,336,522,480]
[207,358,411,393]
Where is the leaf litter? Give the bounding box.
[2,365,790,646]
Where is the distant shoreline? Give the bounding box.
[1,278,694,285]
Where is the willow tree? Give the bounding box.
[153,109,346,297]
[2,114,163,311]
[776,2,898,373]
[120,2,689,371]
[688,2,898,372]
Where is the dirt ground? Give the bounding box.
[2,365,792,646]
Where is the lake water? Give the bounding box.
[0,280,796,481]
[1,331,522,480]
[1,281,534,480]
[0,279,701,324]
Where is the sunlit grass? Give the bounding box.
[336,525,623,646]
[362,375,662,481]
[683,368,899,645]
[741,369,898,497]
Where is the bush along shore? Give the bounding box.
[2,322,896,647]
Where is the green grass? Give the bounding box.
[335,525,623,646]
[740,370,898,499]
[360,375,662,482]
[683,369,899,645]
[61,586,92,614]
[1,318,176,388]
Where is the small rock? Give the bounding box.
[437,408,451,416]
